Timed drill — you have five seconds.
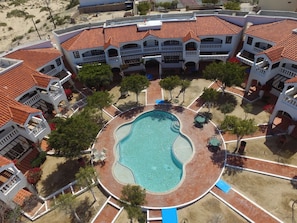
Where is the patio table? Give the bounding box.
[195,115,206,124]
[209,138,221,147]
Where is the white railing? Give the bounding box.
[49,89,63,100]
[0,175,20,194]
[45,68,58,76]
[161,45,183,51]
[236,52,254,66]
[283,96,297,109]
[120,48,142,56]
[185,51,198,56]
[200,43,222,49]
[255,66,267,76]
[82,55,106,62]
[280,67,297,79]
[143,46,159,53]
[59,71,72,85]
[0,129,19,148]
[23,94,41,107]
[28,122,46,136]
[200,54,229,61]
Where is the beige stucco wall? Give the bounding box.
[258,0,297,11]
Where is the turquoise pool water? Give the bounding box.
[115,110,192,193]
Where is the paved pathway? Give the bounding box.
[211,187,281,223]
[227,153,297,180]
[93,78,294,222]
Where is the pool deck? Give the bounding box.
[91,79,293,222]
[95,104,225,208]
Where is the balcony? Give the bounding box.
[0,174,20,194]
[279,67,297,79]
[199,54,229,61]
[161,45,183,52]
[200,44,222,49]
[185,51,198,56]
[120,48,142,56]
[282,95,297,109]
[82,55,106,63]
[236,51,254,66]
[0,128,19,149]
[27,118,47,137]
[23,94,41,107]
[143,46,159,53]
[44,67,58,76]
[255,66,267,76]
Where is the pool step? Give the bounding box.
[171,121,180,132]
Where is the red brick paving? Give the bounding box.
[146,79,163,105]
[227,154,297,179]
[211,187,280,223]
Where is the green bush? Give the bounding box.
[35,19,41,24]
[12,35,23,42]
[31,151,47,168]
[0,22,7,27]
[219,103,236,114]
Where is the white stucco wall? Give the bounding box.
[258,0,297,11]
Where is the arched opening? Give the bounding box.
[145,59,159,79]
[185,42,197,51]
[111,67,122,83]
[108,48,118,57]
[184,61,196,74]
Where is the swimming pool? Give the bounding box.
[114,110,193,193]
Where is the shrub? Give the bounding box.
[0,22,7,26]
[12,35,23,42]
[35,19,40,24]
[31,151,47,167]
[219,103,236,114]
[28,27,34,33]
[26,168,42,185]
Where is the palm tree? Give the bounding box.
[56,193,81,222]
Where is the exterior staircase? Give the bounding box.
[16,148,40,174]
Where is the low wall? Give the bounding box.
[78,3,127,13]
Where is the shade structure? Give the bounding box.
[162,208,178,223]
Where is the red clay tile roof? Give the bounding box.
[0,156,13,167]
[61,28,105,51]
[5,48,61,70]
[258,46,284,62]
[13,189,32,207]
[0,92,40,126]
[245,19,297,43]
[183,31,200,42]
[61,16,242,49]
[286,76,297,83]
[259,33,297,62]
[0,63,57,99]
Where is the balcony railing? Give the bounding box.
[199,54,229,61]
[49,89,63,100]
[283,95,297,109]
[28,121,47,136]
[23,94,41,107]
[0,129,19,149]
[280,67,297,79]
[185,51,198,56]
[45,67,58,76]
[143,46,159,53]
[120,48,142,56]
[255,66,267,76]
[0,175,20,194]
[82,55,106,62]
[161,45,183,51]
[200,44,222,49]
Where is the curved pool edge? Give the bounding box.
[94,105,226,209]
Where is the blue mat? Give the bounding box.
[162,208,178,223]
[216,179,231,193]
[156,99,165,104]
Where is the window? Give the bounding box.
[271,62,280,69]
[292,64,297,69]
[225,36,232,44]
[247,37,253,45]
[56,58,61,66]
[163,55,180,63]
[73,51,80,58]
[164,40,180,46]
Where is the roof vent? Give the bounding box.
[292,28,297,34]
[137,20,162,31]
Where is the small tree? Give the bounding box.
[200,88,219,112]
[119,184,146,222]
[203,61,246,95]
[56,193,81,222]
[220,115,257,153]
[202,0,219,5]
[159,75,181,101]
[137,1,151,15]
[120,74,150,103]
[224,1,241,10]
[78,63,113,90]
[75,166,97,201]
[87,91,113,118]
[242,103,253,120]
